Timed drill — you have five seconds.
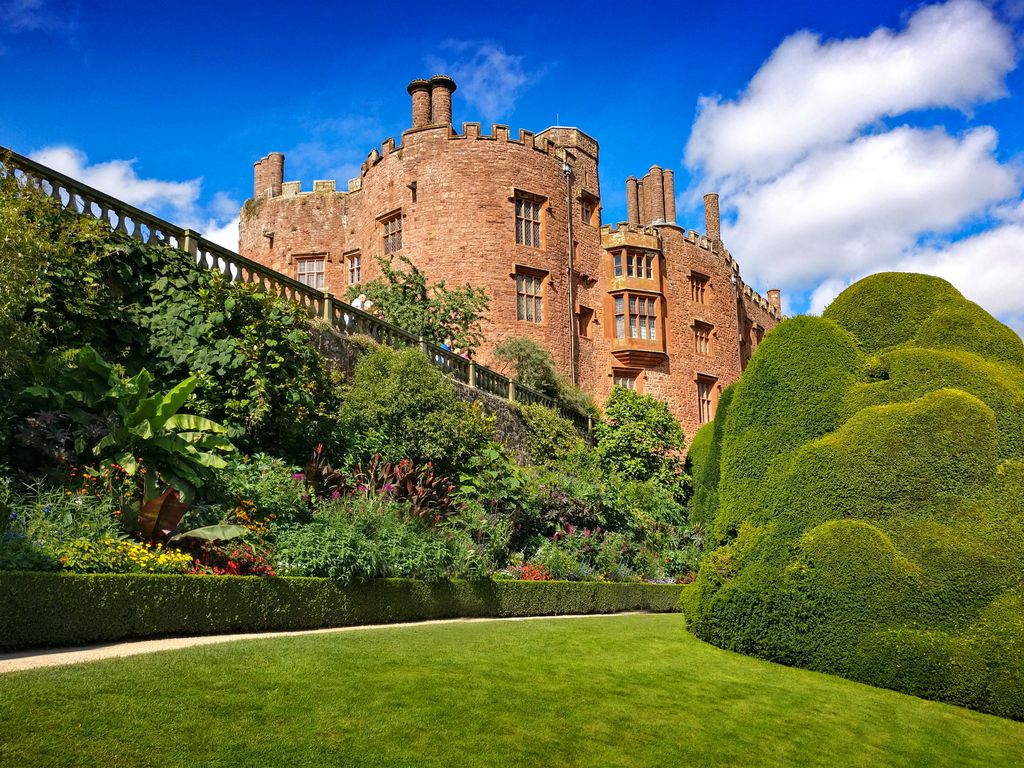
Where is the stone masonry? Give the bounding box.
[239,74,782,440]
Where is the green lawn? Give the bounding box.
[1,614,1022,767]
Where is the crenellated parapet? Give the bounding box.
[601,222,662,251]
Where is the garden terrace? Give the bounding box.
[0,145,592,438]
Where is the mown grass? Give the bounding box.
[1,614,1022,767]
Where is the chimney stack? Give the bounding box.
[253,152,285,197]
[626,177,639,225]
[428,74,456,126]
[767,289,782,315]
[408,78,431,129]
[648,166,666,224]
[266,152,284,197]
[662,169,676,225]
[703,192,720,240]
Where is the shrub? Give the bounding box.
[493,336,597,417]
[273,495,480,583]
[0,572,683,650]
[595,387,687,500]
[352,255,489,353]
[681,272,1024,720]
[516,403,584,466]
[335,346,494,476]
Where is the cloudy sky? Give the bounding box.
[2,0,1023,332]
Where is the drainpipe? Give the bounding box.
[563,157,578,385]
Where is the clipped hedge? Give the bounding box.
[0,572,682,651]
[683,272,1024,721]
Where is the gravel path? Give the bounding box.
[0,612,644,674]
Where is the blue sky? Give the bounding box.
[2,0,1023,331]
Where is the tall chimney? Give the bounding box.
[429,74,457,126]
[662,169,676,224]
[638,179,647,225]
[408,79,431,129]
[648,166,666,223]
[266,152,284,197]
[253,157,266,197]
[703,192,721,240]
[626,176,639,225]
[767,289,782,315]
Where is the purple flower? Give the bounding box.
[291,472,305,481]
[331,490,341,500]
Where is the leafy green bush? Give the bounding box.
[493,336,597,417]
[681,272,1024,720]
[516,402,585,466]
[352,255,489,352]
[595,387,687,500]
[273,495,480,583]
[335,345,494,476]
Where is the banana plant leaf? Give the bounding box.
[168,524,248,544]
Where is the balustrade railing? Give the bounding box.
[1,145,592,440]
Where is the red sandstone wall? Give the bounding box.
[238,84,780,438]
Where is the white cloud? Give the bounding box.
[201,216,240,252]
[686,0,1016,184]
[30,146,201,220]
[725,126,1019,289]
[804,205,1024,334]
[809,278,852,315]
[28,145,241,252]
[427,42,531,123]
[0,0,77,38]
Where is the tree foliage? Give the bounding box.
[335,345,495,477]
[492,336,597,417]
[595,387,687,500]
[353,255,489,353]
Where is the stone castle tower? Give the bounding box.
[239,74,781,438]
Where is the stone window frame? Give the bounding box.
[512,189,546,249]
[295,255,326,291]
[577,304,595,339]
[578,190,600,228]
[612,367,643,392]
[694,320,714,356]
[513,264,548,324]
[626,251,655,280]
[613,291,659,340]
[378,208,403,256]
[690,271,709,304]
[696,373,719,424]
[345,249,362,285]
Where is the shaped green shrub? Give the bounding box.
[681,272,1024,720]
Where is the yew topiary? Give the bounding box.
[682,272,1024,720]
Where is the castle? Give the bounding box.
[239,75,781,439]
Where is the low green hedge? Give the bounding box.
[0,573,682,650]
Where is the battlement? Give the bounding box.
[601,221,662,251]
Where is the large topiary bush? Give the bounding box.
[683,272,1024,720]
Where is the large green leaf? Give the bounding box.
[164,413,227,435]
[168,524,248,543]
[150,376,198,432]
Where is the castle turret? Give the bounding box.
[408,78,431,129]
[767,288,782,315]
[703,192,720,241]
[429,74,456,126]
